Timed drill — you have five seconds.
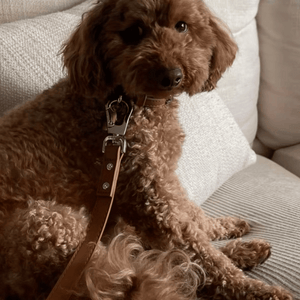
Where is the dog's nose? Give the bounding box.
[158,68,183,89]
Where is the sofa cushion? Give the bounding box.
[177,91,256,205]
[204,0,260,145]
[272,144,300,178]
[202,155,300,299]
[0,0,95,114]
[256,0,300,150]
[0,0,86,24]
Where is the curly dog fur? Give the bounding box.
[0,0,294,299]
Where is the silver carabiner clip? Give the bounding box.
[102,96,133,153]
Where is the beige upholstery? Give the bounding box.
[202,155,300,299]
[177,91,256,205]
[0,0,86,24]
[0,0,95,115]
[256,0,300,151]
[273,145,300,178]
[205,0,260,145]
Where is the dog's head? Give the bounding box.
[63,0,237,101]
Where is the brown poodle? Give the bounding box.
[0,0,294,299]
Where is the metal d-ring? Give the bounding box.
[107,96,129,113]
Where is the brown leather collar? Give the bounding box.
[135,95,173,107]
[107,86,173,108]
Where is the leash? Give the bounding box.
[46,94,171,300]
[46,97,132,300]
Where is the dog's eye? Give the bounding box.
[175,21,188,33]
[120,24,144,45]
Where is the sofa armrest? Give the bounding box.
[272,144,300,177]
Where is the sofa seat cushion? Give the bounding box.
[201,155,300,299]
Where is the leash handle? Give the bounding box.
[46,145,123,300]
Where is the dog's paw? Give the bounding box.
[211,216,251,240]
[220,239,271,270]
[229,218,251,238]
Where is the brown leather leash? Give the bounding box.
[46,95,171,300]
[46,145,123,300]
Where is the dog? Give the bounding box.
[0,0,294,299]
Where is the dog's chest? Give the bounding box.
[115,102,185,202]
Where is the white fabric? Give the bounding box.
[0,0,86,24]
[177,91,256,205]
[204,0,260,145]
[0,0,96,115]
[203,155,300,299]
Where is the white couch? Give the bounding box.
[1,0,300,299]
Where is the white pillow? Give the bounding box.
[204,0,260,145]
[0,0,86,24]
[0,0,95,115]
[0,0,256,206]
[177,91,256,205]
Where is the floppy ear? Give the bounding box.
[62,2,113,97]
[202,15,238,91]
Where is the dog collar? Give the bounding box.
[136,95,173,107]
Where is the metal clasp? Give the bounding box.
[102,96,133,153]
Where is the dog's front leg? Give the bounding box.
[136,171,251,243]
[121,174,293,300]
[151,208,293,300]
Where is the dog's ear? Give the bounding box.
[202,15,238,91]
[62,2,113,97]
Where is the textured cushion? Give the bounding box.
[177,91,256,205]
[203,155,300,299]
[0,0,86,24]
[204,0,260,145]
[256,0,300,150]
[0,0,95,115]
